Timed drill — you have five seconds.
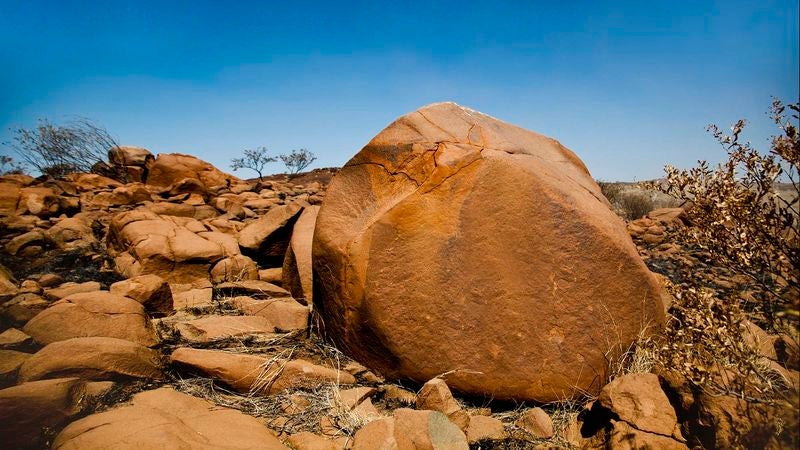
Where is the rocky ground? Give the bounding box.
[0,105,797,450]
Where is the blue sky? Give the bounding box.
[1,0,797,180]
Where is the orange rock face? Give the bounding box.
[146,153,236,190]
[313,102,665,402]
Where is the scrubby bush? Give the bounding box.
[0,155,26,175]
[598,181,655,220]
[279,148,316,176]
[5,118,118,179]
[644,99,799,406]
[231,147,276,181]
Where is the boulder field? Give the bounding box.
[313,102,666,402]
[0,104,793,449]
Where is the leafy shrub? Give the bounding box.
[5,118,118,179]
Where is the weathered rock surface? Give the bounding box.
[17,337,163,383]
[109,274,173,316]
[52,387,287,449]
[145,153,237,191]
[282,205,319,304]
[107,209,234,283]
[597,373,682,439]
[239,202,305,264]
[173,315,294,343]
[23,291,158,346]
[416,378,470,430]
[229,296,309,330]
[313,102,665,401]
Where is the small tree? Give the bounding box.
[230,147,276,181]
[279,148,316,176]
[5,118,118,178]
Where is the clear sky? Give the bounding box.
[1,0,797,181]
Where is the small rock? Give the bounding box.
[416,378,470,430]
[598,373,681,438]
[381,384,417,405]
[287,432,344,450]
[110,274,173,317]
[170,347,355,395]
[337,386,377,410]
[516,407,554,439]
[0,328,34,350]
[214,280,291,299]
[466,415,505,444]
[0,349,33,386]
[210,254,259,283]
[259,267,283,285]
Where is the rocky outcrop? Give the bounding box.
[313,102,666,401]
[107,209,235,284]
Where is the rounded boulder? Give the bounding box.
[312,102,665,402]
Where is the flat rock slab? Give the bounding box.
[52,386,287,450]
[170,347,355,395]
[17,337,164,383]
[173,315,284,343]
[214,280,291,299]
[230,296,309,332]
[23,291,158,347]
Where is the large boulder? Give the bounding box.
[313,102,665,402]
[52,387,287,449]
[146,153,237,191]
[108,145,154,167]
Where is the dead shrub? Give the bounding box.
[643,99,799,409]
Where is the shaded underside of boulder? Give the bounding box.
[313,102,665,402]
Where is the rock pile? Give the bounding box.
[0,105,794,449]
